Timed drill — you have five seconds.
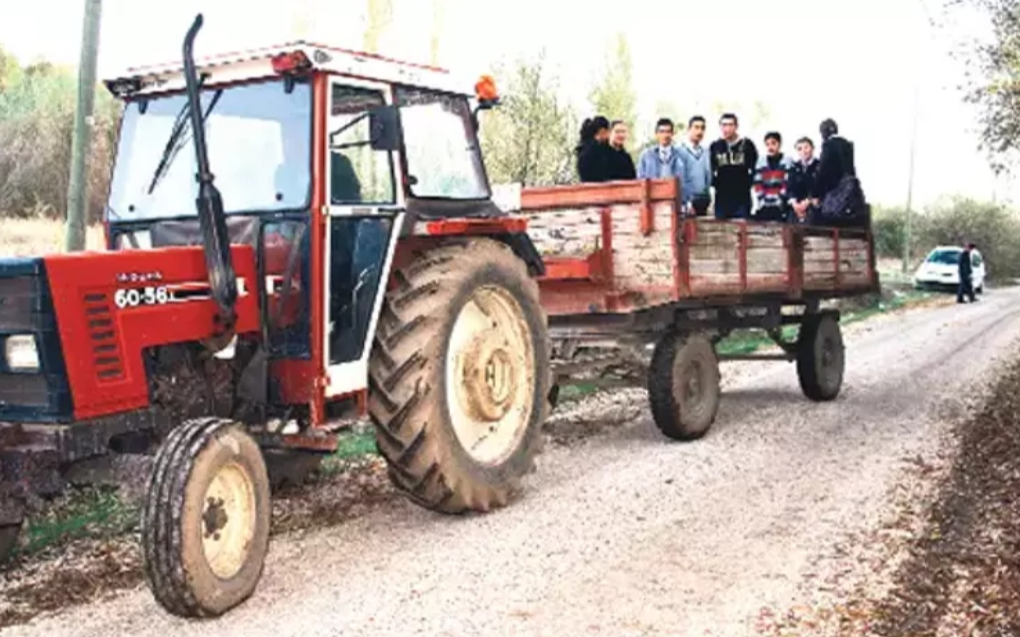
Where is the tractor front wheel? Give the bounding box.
[369,238,550,513]
[141,417,271,618]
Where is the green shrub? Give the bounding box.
[916,197,1020,282]
[0,50,120,223]
[872,205,908,259]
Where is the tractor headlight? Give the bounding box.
[5,335,40,372]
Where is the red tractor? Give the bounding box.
[0,15,550,616]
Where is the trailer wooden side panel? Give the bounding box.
[686,221,789,296]
[609,201,676,299]
[508,178,877,317]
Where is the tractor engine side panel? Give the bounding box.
[43,245,261,421]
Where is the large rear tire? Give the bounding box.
[369,238,550,513]
[648,333,721,441]
[142,417,271,618]
[796,312,845,401]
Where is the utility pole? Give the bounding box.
[902,83,919,274]
[903,0,936,274]
[64,0,103,252]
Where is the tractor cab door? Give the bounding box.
[323,77,403,398]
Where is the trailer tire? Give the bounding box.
[548,384,560,412]
[0,522,21,564]
[648,333,721,441]
[369,238,550,514]
[142,417,271,618]
[264,449,324,490]
[796,313,845,401]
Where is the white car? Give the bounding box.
[912,245,986,294]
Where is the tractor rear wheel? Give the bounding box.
[648,333,721,441]
[142,417,271,618]
[369,238,550,513]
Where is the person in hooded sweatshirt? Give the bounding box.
[787,136,820,224]
[810,118,856,203]
[605,120,637,181]
[576,116,612,183]
[710,112,759,219]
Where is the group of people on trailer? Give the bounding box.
[575,113,864,226]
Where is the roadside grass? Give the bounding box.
[0,218,104,257]
[13,488,139,559]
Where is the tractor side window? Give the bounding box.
[263,218,311,359]
[329,85,395,205]
[396,88,489,200]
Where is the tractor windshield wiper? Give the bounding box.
[146,87,224,195]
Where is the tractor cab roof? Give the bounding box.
[102,41,475,99]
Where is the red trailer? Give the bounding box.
[504,178,877,440]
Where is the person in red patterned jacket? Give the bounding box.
[752,131,793,222]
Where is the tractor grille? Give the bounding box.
[83,292,124,382]
[0,276,34,332]
[0,374,49,408]
[0,259,72,422]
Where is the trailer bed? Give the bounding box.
[505,178,878,317]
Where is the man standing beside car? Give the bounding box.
[958,243,977,304]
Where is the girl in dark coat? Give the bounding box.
[576,115,611,183]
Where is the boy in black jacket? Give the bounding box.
[787,137,820,224]
[710,113,758,219]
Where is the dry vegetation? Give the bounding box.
[0,218,104,257]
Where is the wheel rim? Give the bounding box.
[677,356,711,425]
[818,331,843,388]
[201,461,257,580]
[446,285,535,466]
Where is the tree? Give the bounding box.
[363,0,394,53]
[478,52,577,186]
[0,57,119,222]
[429,0,446,66]
[634,99,689,153]
[953,0,1020,171]
[709,99,773,132]
[917,196,1020,276]
[588,33,637,149]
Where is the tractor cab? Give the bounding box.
[101,34,531,423]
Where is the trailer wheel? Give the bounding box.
[648,333,721,441]
[796,313,845,401]
[142,417,271,618]
[369,238,550,513]
[0,522,21,564]
[548,384,561,412]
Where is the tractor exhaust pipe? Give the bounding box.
[183,14,237,352]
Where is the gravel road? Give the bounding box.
[6,289,1020,637]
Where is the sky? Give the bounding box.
[0,0,1011,209]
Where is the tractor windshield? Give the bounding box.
[395,87,490,200]
[107,78,312,221]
